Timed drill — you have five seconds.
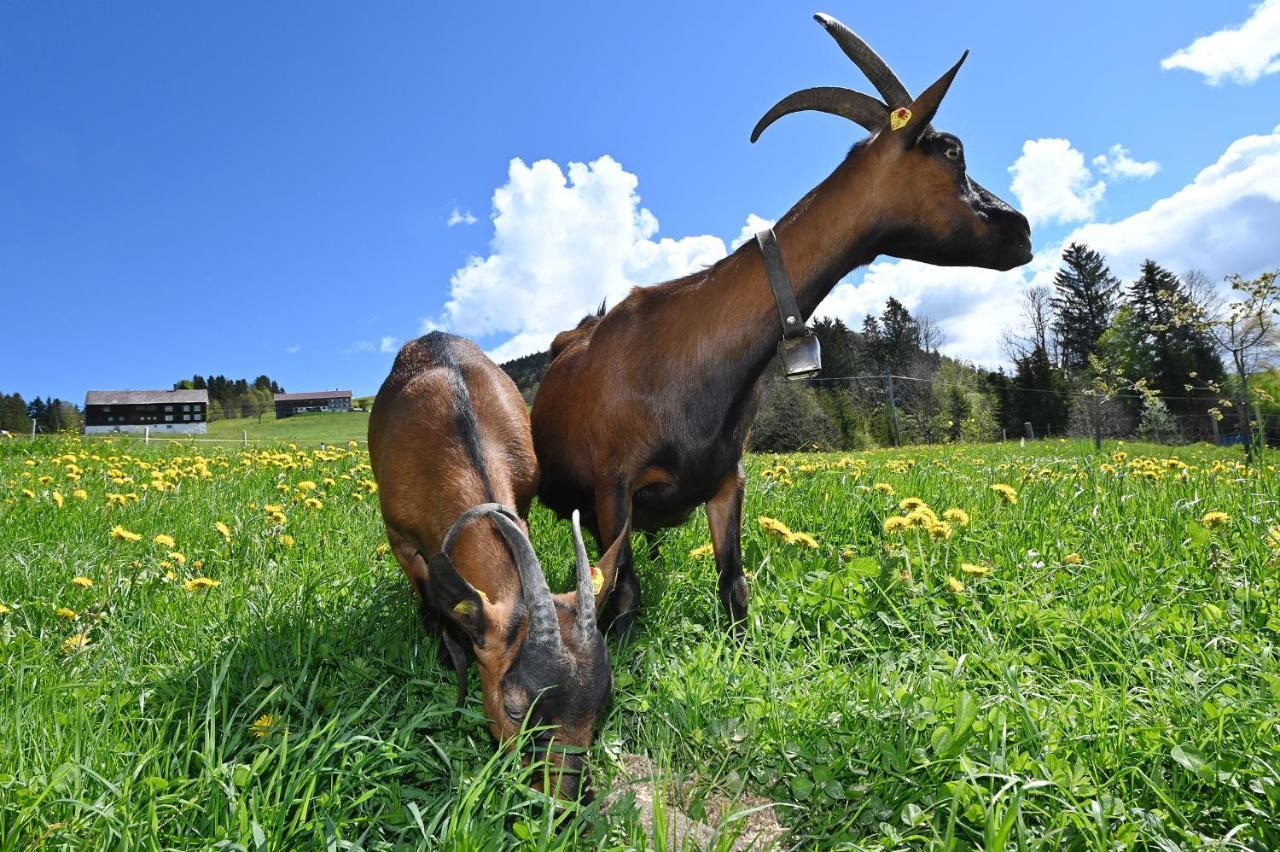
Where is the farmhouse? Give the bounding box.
[84,389,209,435]
[273,389,352,419]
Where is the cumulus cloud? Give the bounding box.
[1009,138,1106,225]
[1063,124,1280,281]
[447,207,478,227]
[1092,144,1160,180]
[1161,0,1280,85]
[379,336,400,353]
[428,155,747,362]
[731,213,776,249]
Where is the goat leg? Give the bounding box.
[707,464,749,639]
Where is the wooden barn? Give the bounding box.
[273,390,352,419]
[84,389,209,435]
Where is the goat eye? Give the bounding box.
[945,147,962,162]
[504,702,525,721]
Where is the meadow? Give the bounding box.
[1,435,1278,850]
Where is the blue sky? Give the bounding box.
[3,1,1279,402]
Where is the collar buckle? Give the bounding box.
[756,228,822,380]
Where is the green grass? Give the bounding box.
[2,437,1279,849]
[200,411,372,444]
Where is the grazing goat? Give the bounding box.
[369,332,627,800]
[531,13,1032,638]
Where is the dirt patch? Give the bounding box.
[603,753,786,850]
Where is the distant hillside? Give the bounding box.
[501,349,552,402]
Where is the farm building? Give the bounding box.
[273,390,352,419]
[84,389,209,435]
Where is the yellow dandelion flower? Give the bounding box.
[348,440,358,449]
[1064,553,1083,565]
[56,607,77,619]
[281,534,295,549]
[990,483,1018,504]
[1200,511,1230,529]
[214,521,232,541]
[1268,527,1280,549]
[758,516,794,540]
[883,516,910,534]
[110,525,142,542]
[21,488,36,499]
[946,576,965,593]
[906,508,937,528]
[360,479,379,493]
[0,603,9,615]
[960,562,990,576]
[928,522,953,540]
[71,576,93,588]
[183,577,221,592]
[786,531,819,549]
[52,491,64,508]
[297,481,317,492]
[303,497,323,509]
[72,489,88,500]
[375,543,390,556]
[153,534,176,548]
[689,543,714,558]
[62,633,91,653]
[899,497,927,511]
[250,714,275,737]
[942,508,970,526]
[873,482,895,495]
[167,551,186,565]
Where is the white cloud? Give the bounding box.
[347,341,376,354]
[447,207,478,227]
[285,345,301,355]
[379,336,400,353]
[428,155,742,362]
[1063,124,1280,281]
[1092,144,1160,180]
[1009,138,1106,226]
[731,213,776,249]
[1161,0,1280,85]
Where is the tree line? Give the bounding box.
[172,375,286,422]
[0,393,83,435]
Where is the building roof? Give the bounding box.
[273,390,353,402]
[85,389,209,405]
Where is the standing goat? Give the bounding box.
[369,332,627,800]
[531,13,1032,638]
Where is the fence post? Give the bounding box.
[144,427,149,445]
[886,374,901,448]
[242,430,248,448]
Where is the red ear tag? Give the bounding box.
[890,107,912,131]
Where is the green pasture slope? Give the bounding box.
[2,437,1279,849]
[204,412,372,445]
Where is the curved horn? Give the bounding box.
[814,13,912,109]
[487,510,562,651]
[441,502,519,555]
[570,510,597,635]
[751,86,889,142]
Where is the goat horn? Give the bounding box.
[751,86,889,142]
[814,13,912,109]
[570,510,597,635]
[487,510,563,651]
[441,502,518,555]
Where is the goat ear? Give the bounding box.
[592,518,633,611]
[427,553,489,644]
[879,51,967,151]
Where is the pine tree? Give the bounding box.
[1127,259,1224,424]
[1052,243,1121,371]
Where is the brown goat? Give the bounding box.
[531,14,1032,639]
[368,332,627,800]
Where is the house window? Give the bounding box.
[183,404,190,411]
[164,405,173,412]
[183,414,191,421]
[195,414,203,421]
[102,406,112,412]
[165,415,173,422]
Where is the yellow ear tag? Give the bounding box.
[453,599,478,617]
[590,566,604,596]
[890,107,911,131]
